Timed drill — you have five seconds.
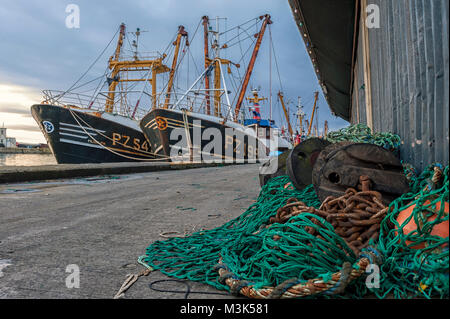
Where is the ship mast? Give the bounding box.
[205,17,236,118]
[234,14,272,122]
[278,92,293,137]
[163,25,188,109]
[105,23,126,113]
[307,91,319,136]
[211,17,223,117]
[296,97,305,136]
[104,23,170,114]
[202,16,211,115]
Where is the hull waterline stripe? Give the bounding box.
[60,127,97,136]
[60,138,104,149]
[60,138,155,158]
[165,117,205,128]
[144,119,156,128]
[144,117,204,129]
[60,132,89,139]
[60,122,106,133]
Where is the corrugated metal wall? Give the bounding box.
[351,0,449,172]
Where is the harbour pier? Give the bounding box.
[0,164,259,298]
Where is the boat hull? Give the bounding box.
[31,104,160,164]
[140,108,274,163]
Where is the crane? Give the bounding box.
[278,92,293,137]
[234,14,272,121]
[163,26,189,109]
[306,91,319,136]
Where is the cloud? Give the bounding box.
[5,124,41,132]
[0,104,32,115]
[0,0,350,144]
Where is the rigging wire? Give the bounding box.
[228,35,257,112]
[57,25,121,102]
[218,17,257,36]
[221,19,259,48]
[161,18,202,108]
[269,25,284,93]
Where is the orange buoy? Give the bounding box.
[396,200,449,249]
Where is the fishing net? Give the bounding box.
[325,123,401,151]
[374,164,449,298]
[141,163,448,298]
[142,177,321,291]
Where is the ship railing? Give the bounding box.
[118,51,165,62]
[42,89,234,120]
[169,89,236,121]
[41,90,109,111]
[95,90,158,119]
[42,89,151,115]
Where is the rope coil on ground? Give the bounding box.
[215,250,381,299]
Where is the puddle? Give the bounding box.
[176,206,197,211]
[0,188,40,194]
[27,174,143,186]
[0,174,144,194]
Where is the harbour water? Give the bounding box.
[0,153,57,166]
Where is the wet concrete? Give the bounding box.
[0,164,260,299]
[0,161,239,184]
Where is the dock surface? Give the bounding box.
[0,164,260,299]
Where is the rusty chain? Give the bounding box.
[268,175,388,256]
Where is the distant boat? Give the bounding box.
[31,23,178,164]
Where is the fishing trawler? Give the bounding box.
[31,23,183,163]
[140,15,292,163]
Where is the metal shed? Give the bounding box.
[289,0,449,172]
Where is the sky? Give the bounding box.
[0,0,348,144]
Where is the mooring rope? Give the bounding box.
[68,107,170,161]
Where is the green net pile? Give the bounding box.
[143,177,322,291]
[374,164,449,298]
[325,123,401,151]
[141,167,449,298]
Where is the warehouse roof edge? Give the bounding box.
[288,0,357,121]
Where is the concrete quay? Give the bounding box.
[0,164,260,299]
[0,161,240,184]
